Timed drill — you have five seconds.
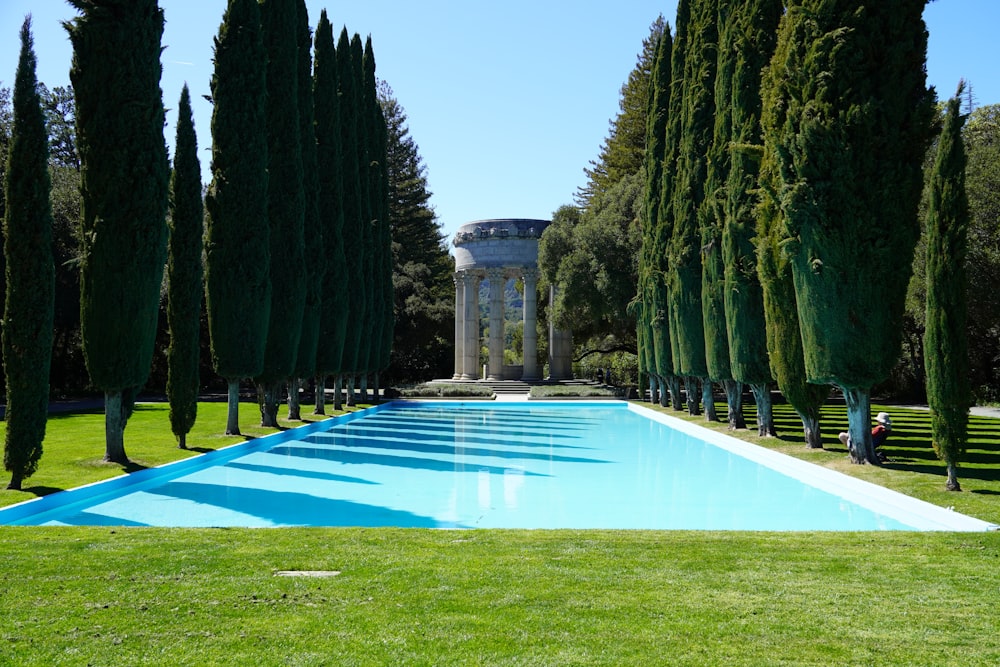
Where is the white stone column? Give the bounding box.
[461,272,481,380]
[452,272,465,379]
[521,268,539,381]
[486,268,506,380]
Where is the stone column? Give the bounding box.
[521,268,539,381]
[548,284,574,380]
[452,272,465,379]
[486,267,506,380]
[461,272,481,380]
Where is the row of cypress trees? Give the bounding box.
[3,0,393,484]
[204,0,392,436]
[637,0,967,482]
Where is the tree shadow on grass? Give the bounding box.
[17,485,65,498]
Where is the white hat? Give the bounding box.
[876,412,892,427]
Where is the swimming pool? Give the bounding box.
[0,401,992,530]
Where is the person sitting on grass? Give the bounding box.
[838,412,893,462]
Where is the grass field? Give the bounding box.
[1,397,999,664]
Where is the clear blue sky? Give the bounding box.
[2,1,998,248]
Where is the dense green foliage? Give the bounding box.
[2,18,55,489]
[67,0,170,461]
[291,0,323,390]
[337,29,366,377]
[313,11,348,382]
[924,87,971,491]
[204,0,270,384]
[379,85,453,383]
[166,86,203,449]
[257,0,306,425]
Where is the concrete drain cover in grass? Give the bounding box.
[274,570,341,577]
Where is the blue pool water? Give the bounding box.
[0,401,991,530]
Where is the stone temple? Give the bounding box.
[452,218,573,381]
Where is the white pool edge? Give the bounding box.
[628,402,997,532]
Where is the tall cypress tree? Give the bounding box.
[256,0,305,427]
[925,84,972,491]
[700,0,741,428]
[204,0,270,435]
[166,85,203,450]
[67,0,169,462]
[313,11,349,413]
[668,0,716,418]
[766,0,935,463]
[337,30,367,401]
[289,0,322,420]
[639,27,678,409]
[721,0,783,437]
[3,17,55,489]
[759,1,831,449]
[360,36,380,383]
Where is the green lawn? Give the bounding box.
[1,398,999,665]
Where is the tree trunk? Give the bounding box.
[750,383,776,437]
[226,380,241,435]
[6,472,23,490]
[946,462,962,491]
[104,389,129,463]
[666,376,683,411]
[798,407,823,449]
[178,432,188,450]
[360,374,369,403]
[649,375,659,404]
[314,374,327,415]
[287,377,302,420]
[843,386,878,464]
[702,379,718,422]
[333,374,343,411]
[373,372,381,405]
[723,379,745,430]
[685,376,700,416]
[346,375,356,407]
[259,382,281,428]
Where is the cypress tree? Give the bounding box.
[313,11,349,413]
[166,85,203,450]
[289,0,322,420]
[67,0,170,462]
[766,0,935,463]
[373,85,394,379]
[721,0,783,436]
[759,1,830,449]
[924,84,972,491]
[256,0,305,427]
[336,29,366,401]
[204,0,270,435]
[640,27,679,409]
[700,0,741,428]
[3,17,55,489]
[668,0,716,418]
[360,36,380,384]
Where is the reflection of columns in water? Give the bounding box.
[486,267,505,380]
[521,268,539,380]
[452,272,464,380]
[461,271,481,380]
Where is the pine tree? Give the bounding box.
[925,83,972,491]
[721,0,783,436]
[256,0,305,427]
[288,0,322,420]
[166,85,203,450]
[313,11,349,413]
[67,0,170,462]
[758,0,831,449]
[204,0,270,435]
[3,17,55,489]
[668,0,716,418]
[765,0,935,463]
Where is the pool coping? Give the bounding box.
[0,399,995,531]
